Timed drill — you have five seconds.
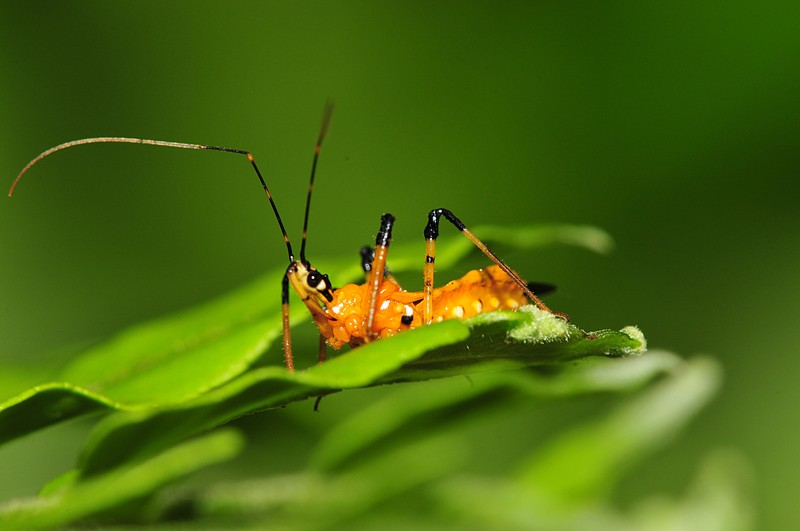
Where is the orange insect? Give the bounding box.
[9,103,566,372]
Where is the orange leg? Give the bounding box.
[422,209,567,323]
[363,213,396,341]
[360,246,400,285]
[280,272,295,372]
[317,335,327,364]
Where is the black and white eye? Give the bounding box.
[307,270,322,287]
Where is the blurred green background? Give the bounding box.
[0,1,798,527]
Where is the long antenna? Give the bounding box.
[299,100,334,263]
[8,136,297,262]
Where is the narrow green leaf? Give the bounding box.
[517,356,722,504]
[628,450,754,531]
[0,428,244,529]
[56,267,292,403]
[0,384,116,444]
[167,432,468,528]
[429,357,728,530]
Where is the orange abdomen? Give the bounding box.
[428,266,528,322]
[323,265,527,349]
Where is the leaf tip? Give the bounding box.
[618,325,647,355]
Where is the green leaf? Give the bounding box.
[161,433,470,529]
[0,428,244,529]
[516,356,721,504]
[431,356,725,529]
[0,223,614,446]
[135,353,740,530]
[311,351,681,472]
[626,450,754,531]
[77,306,644,478]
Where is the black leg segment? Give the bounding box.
[424,208,466,240]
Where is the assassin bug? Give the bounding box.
[9,103,566,372]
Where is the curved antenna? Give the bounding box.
[299,100,334,263]
[8,136,297,262]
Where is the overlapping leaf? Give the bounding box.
[0,223,665,529]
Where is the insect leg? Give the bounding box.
[422,208,567,322]
[317,335,327,364]
[359,246,399,285]
[363,213,396,341]
[281,271,295,372]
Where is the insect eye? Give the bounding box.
[306,270,330,291]
[307,270,322,287]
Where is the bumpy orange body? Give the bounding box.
[321,265,528,349]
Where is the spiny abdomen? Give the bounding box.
[323,265,529,349]
[428,265,527,322]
